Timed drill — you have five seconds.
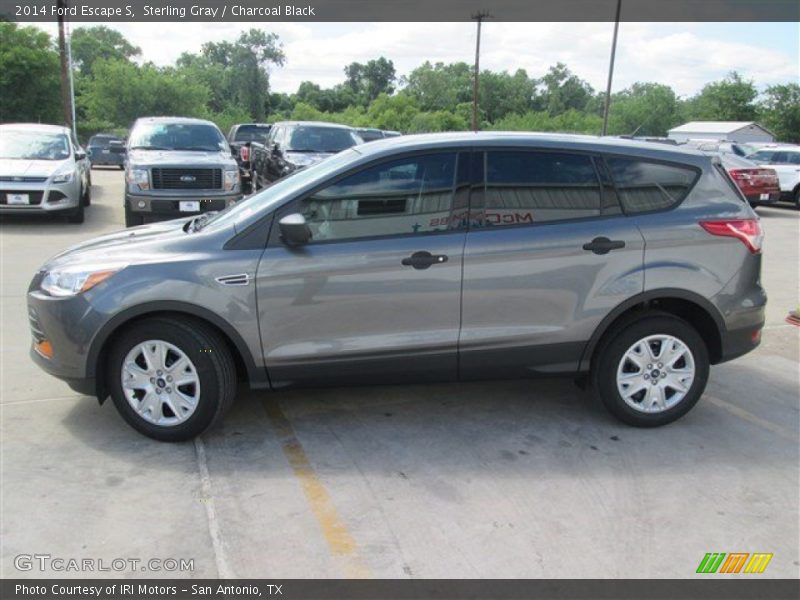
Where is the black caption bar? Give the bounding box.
[3,579,800,600]
[1,0,799,22]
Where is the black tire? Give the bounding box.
[107,317,237,442]
[793,186,800,209]
[82,177,92,206]
[592,312,709,427]
[125,203,144,227]
[119,165,125,171]
[66,200,85,223]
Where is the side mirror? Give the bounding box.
[279,213,311,246]
[75,150,87,160]
[272,142,281,155]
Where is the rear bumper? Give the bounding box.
[718,323,764,363]
[745,192,780,205]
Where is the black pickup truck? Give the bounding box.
[250,121,362,190]
[227,123,271,193]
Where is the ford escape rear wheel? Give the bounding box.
[107,317,236,441]
[594,314,709,427]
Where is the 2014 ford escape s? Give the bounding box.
[27,133,766,441]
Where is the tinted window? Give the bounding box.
[747,151,775,163]
[292,153,457,242]
[129,122,226,152]
[787,152,800,165]
[606,157,698,213]
[233,125,271,143]
[285,126,359,153]
[482,151,602,226]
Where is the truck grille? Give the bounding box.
[151,168,222,190]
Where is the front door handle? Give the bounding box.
[401,251,449,270]
[582,237,626,255]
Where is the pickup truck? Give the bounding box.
[250,121,362,190]
[124,117,242,227]
[227,123,271,193]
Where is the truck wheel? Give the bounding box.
[593,313,709,427]
[125,204,144,227]
[107,317,237,442]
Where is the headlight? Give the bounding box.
[224,169,239,191]
[127,168,150,190]
[50,170,75,184]
[41,265,125,297]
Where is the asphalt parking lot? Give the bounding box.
[1,168,798,579]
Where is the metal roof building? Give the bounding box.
[667,121,775,143]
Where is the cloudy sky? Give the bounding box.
[35,21,799,97]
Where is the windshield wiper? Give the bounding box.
[129,145,170,151]
[286,148,324,153]
[173,146,220,152]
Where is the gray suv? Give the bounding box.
[124,117,242,227]
[27,133,766,441]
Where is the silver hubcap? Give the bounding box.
[616,334,695,413]
[121,340,200,426]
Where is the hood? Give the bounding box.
[0,158,70,178]
[43,217,194,271]
[127,149,236,168]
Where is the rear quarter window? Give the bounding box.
[605,157,699,213]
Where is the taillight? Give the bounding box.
[700,219,763,254]
[728,169,752,181]
[240,145,250,162]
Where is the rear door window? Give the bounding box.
[480,151,602,226]
[605,157,699,213]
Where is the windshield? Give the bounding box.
[0,131,71,160]
[234,126,271,143]
[286,126,359,153]
[88,135,120,147]
[202,148,363,231]
[129,122,226,152]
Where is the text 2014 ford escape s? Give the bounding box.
[27,133,766,441]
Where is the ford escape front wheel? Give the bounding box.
[594,314,709,427]
[107,317,236,441]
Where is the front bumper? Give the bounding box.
[0,179,81,213]
[126,191,242,217]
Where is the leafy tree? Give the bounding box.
[403,61,473,112]
[70,26,140,76]
[607,83,683,136]
[344,57,396,105]
[535,63,594,116]
[407,110,468,133]
[480,69,535,123]
[79,59,208,128]
[758,83,800,143]
[687,71,758,121]
[0,22,62,123]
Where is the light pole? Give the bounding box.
[601,0,622,136]
[56,0,73,133]
[471,11,491,132]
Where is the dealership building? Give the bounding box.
[667,121,776,143]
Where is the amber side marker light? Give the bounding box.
[35,340,54,359]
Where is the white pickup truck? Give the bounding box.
[746,145,800,207]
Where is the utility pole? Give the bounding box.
[471,11,491,132]
[56,0,73,132]
[601,0,622,136]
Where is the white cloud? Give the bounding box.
[34,21,798,97]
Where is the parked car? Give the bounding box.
[227,123,271,193]
[123,117,243,227]
[355,128,402,143]
[250,121,362,190]
[745,145,800,207]
[0,123,91,223]
[703,152,781,207]
[27,133,766,441]
[683,139,760,157]
[87,133,126,169]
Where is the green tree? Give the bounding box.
[479,69,535,123]
[79,59,208,129]
[607,83,683,136]
[344,57,396,105]
[535,63,594,116]
[687,71,758,121]
[403,61,472,112]
[758,83,800,143]
[0,22,62,123]
[70,26,140,76]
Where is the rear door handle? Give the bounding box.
[582,237,626,255]
[401,251,449,270]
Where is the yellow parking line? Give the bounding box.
[705,395,798,443]
[262,397,371,579]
